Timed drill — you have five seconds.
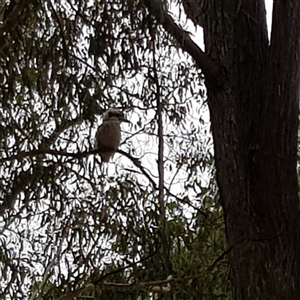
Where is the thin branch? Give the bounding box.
[55,275,172,300]
[207,246,233,270]
[150,29,166,226]
[93,251,157,285]
[0,149,97,164]
[117,149,157,188]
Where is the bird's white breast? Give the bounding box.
[96,120,122,162]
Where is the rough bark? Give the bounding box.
[201,0,300,299]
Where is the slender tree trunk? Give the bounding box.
[203,0,300,298]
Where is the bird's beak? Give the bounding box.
[121,115,130,123]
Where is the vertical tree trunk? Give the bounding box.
[203,0,300,298]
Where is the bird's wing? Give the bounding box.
[95,121,121,152]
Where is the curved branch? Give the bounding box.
[142,1,224,88]
[163,14,222,85]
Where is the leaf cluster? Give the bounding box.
[0,1,228,299]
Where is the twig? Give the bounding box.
[0,149,97,164]
[117,149,157,188]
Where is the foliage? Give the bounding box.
[0,0,228,299]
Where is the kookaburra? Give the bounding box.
[95,108,129,162]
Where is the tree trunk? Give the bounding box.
[203,0,300,298]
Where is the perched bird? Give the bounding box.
[95,108,129,162]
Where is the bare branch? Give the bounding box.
[55,275,172,300]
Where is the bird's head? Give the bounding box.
[103,108,130,123]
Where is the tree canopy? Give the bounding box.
[0,1,228,299]
[1,0,300,299]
